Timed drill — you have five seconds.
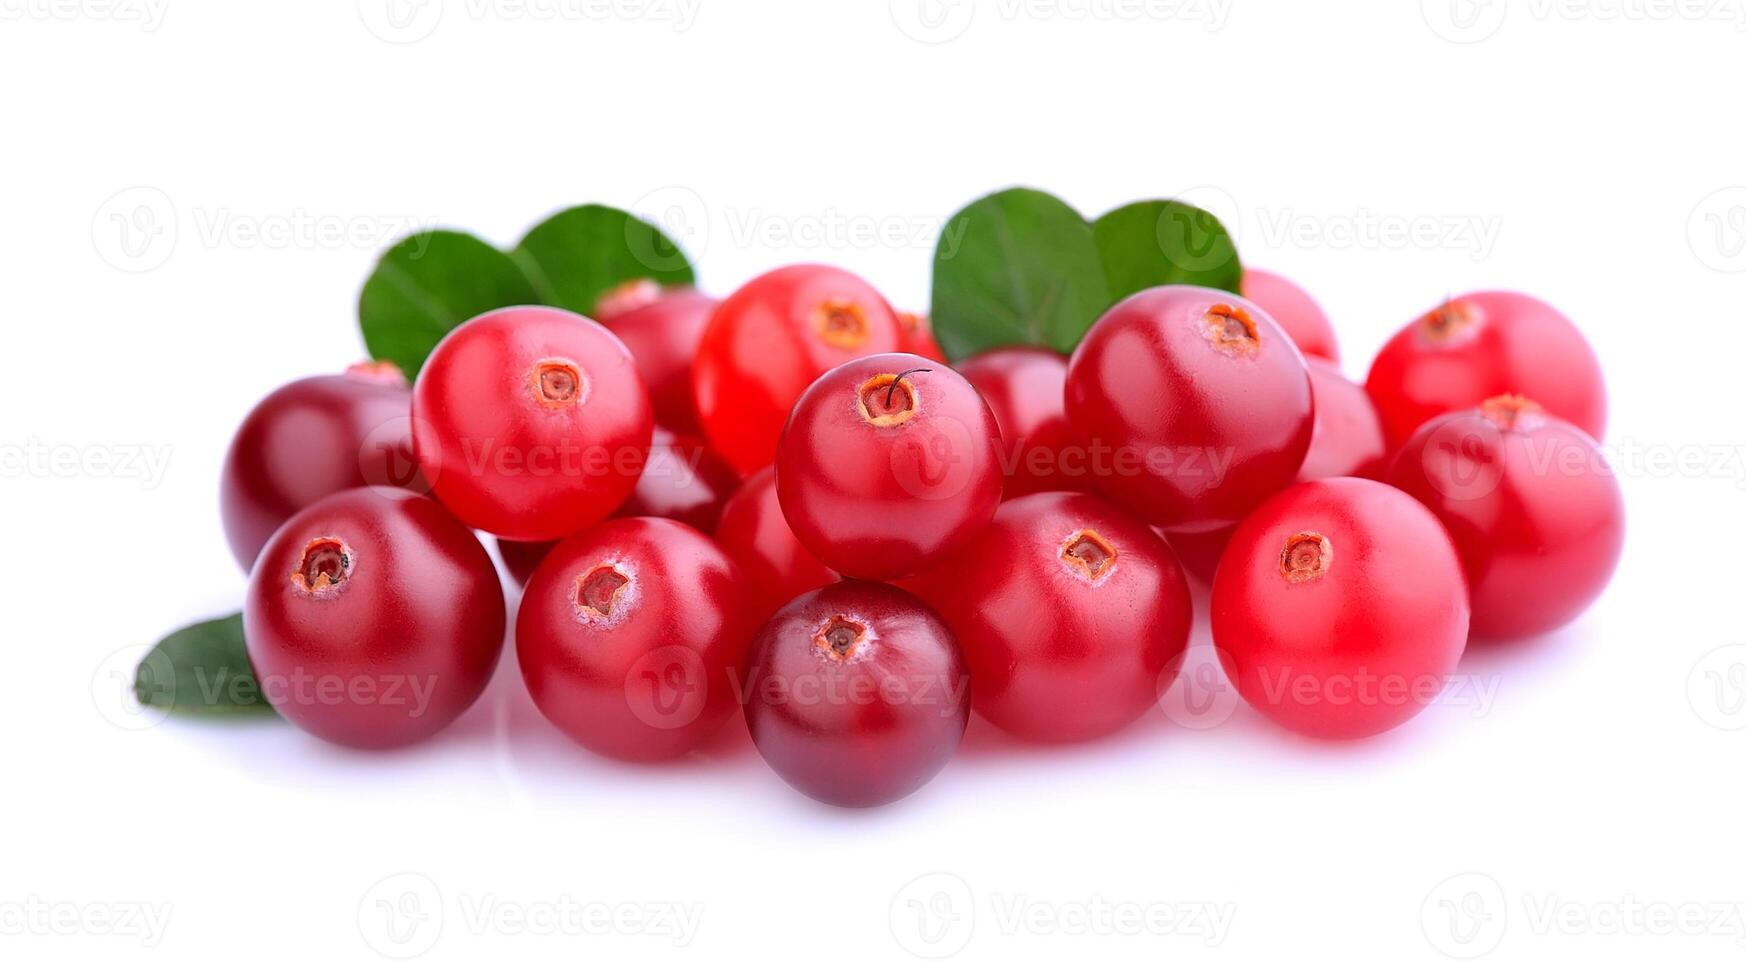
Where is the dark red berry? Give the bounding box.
[692,264,904,475]
[1387,395,1624,640]
[244,488,506,748]
[776,352,1003,580]
[1365,290,1606,446]
[897,311,947,363]
[909,492,1192,742]
[220,362,420,570]
[1297,356,1387,482]
[596,282,718,437]
[516,517,758,762]
[954,345,1089,498]
[1241,268,1339,363]
[412,306,652,541]
[495,537,556,588]
[614,428,740,534]
[713,466,839,621]
[1065,285,1314,533]
[1212,478,1469,739]
[742,581,969,807]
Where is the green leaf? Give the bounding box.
[1092,200,1242,297]
[929,188,1114,360]
[512,205,696,316]
[134,614,274,716]
[358,229,541,377]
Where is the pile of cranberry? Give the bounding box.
[221,264,1622,807]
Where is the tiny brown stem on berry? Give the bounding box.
[1279,531,1331,583]
[856,373,921,427]
[1480,393,1544,431]
[813,615,868,662]
[576,565,631,619]
[1201,303,1261,357]
[885,368,932,409]
[293,537,352,594]
[1059,528,1118,581]
[1419,298,1478,343]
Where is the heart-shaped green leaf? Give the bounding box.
[512,204,696,316]
[134,613,274,716]
[1092,199,1242,298]
[929,188,1114,360]
[358,230,540,377]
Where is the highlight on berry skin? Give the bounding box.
[1201,303,1262,357]
[1279,531,1331,583]
[1058,527,1118,582]
[813,299,870,350]
[574,563,631,620]
[292,537,352,595]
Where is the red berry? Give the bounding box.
[1386,395,1624,640]
[910,492,1192,743]
[692,264,904,475]
[1212,478,1470,739]
[713,466,839,620]
[1165,524,1235,584]
[597,283,718,436]
[776,352,1003,580]
[742,581,969,807]
[1297,357,1387,482]
[1065,285,1315,533]
[615,428,740,534]
[494,537,555,588]
[1365,290,1606,446]
[220,362,420,570]
[954,345,1089,498]
[244,488,506,748]
[1241,268,1339,363]
[897,311,948,363]
[516,517,758,762]
[412,306,653,541]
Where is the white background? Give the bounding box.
[5,0,1745,974]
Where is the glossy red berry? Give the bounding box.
[742,581,969,807]
[1065,285,1315,533]
[494,536,555,588]
[615,428,740,534]
[713,466,839,620]
[692,264,904,475]
[954,345,1089,498]
[1386,395,1624,640]
[1365,290,1606,446]
[516,517,758,762]
[776,352,1003,581]
[412,306,653,541]
[244,488,506,748]
[897,311,948,363]
[1212,478,1470,740]
[1241,268,1339,363]
[1165,524,1235,584]
[1298,357,1387,483]
[910,492,1192,743]
[220,363,421,570]
[596,282,718,437]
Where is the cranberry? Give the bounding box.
[495,537,556,588]
[1165,524,1234,584]
[1387,395,1624,640]
[220,362,420,570]
[692,264,904,475]
[713,466,839,620]
[776,353,1003,580]
[1298,357,1387,482]
[897,311,948,363]
[244,488,506,748]
[909,492,1192,742]
[516,517,758,762]
[742,581,969,807]
[1365,290,1606,446]
[1241,268,1339,363]
[1065,285,1315,533]
[1212,478,1470,739]
[596,282,718,436]
[954,345,1089,498]
[412,306,652,541]
[615,428,740,534]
